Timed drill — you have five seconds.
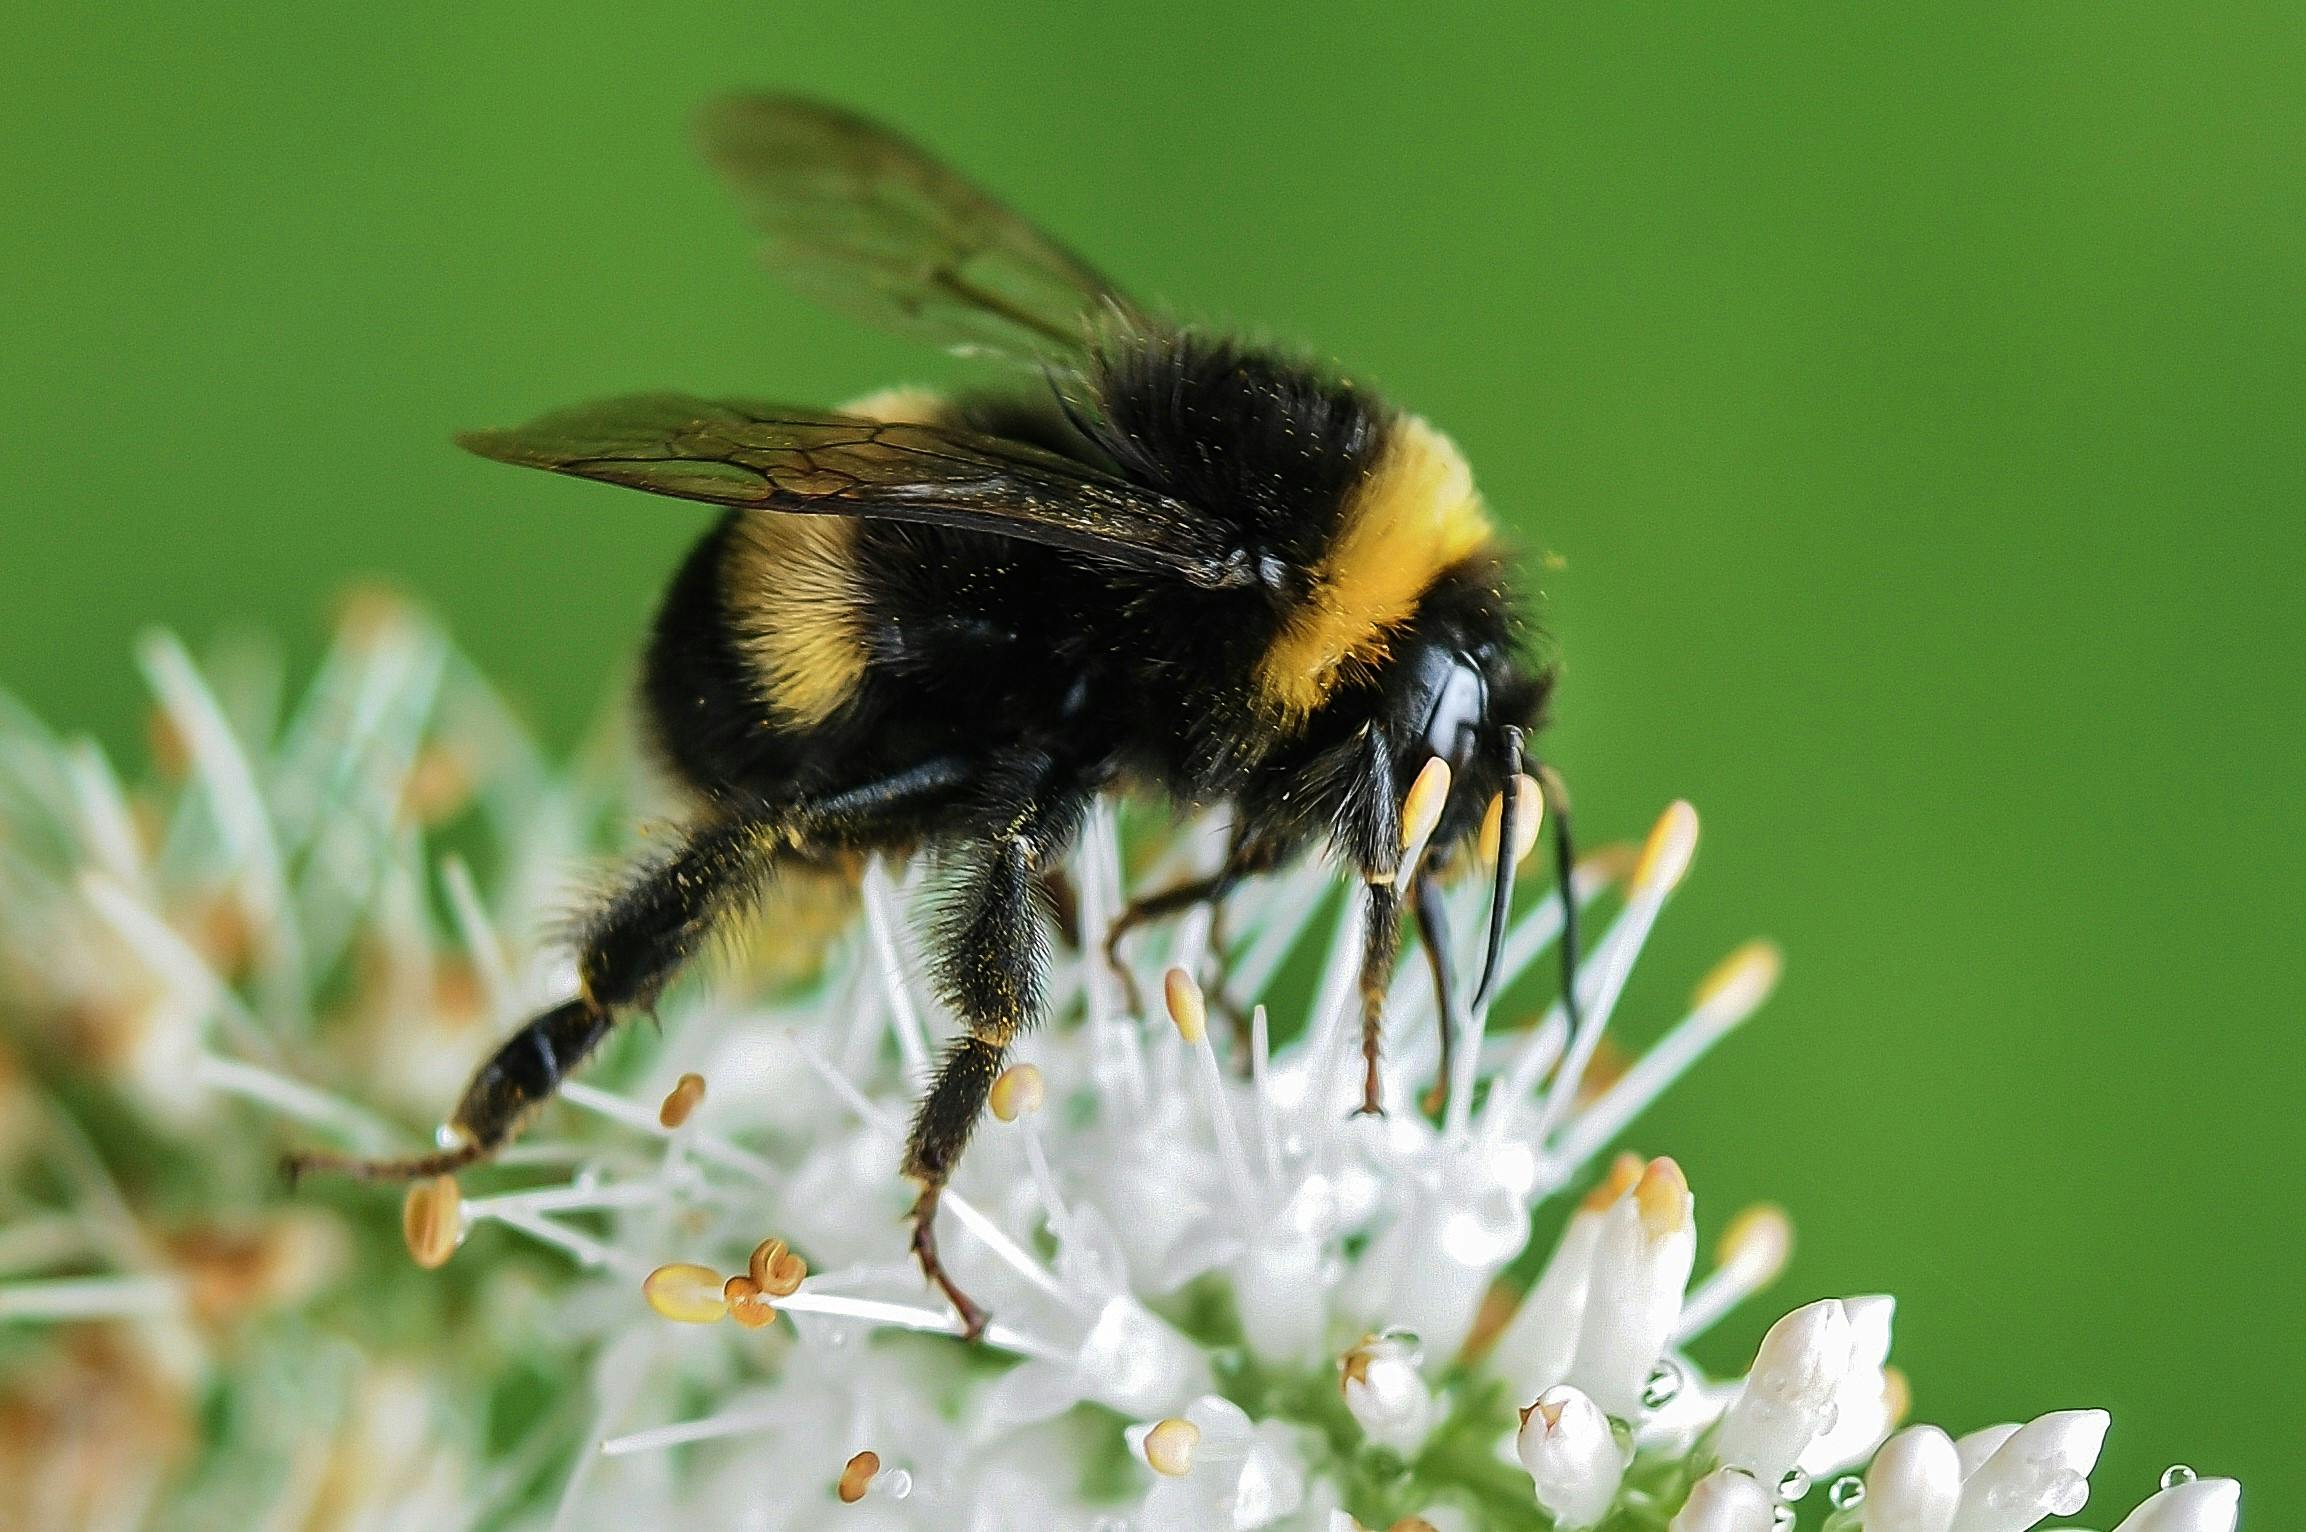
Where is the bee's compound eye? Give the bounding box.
[1417,651,1488,770]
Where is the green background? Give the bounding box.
[4,2,2299,1519]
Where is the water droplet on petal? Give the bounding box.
[1640,1359,1685,1409]
[1827,1474,1866,1511]
[874,1468,913,1500]
[2161,1464,2198,1490]
[1770,1506,1796,1531]
[1778,1466,1813,1501]
[2046,1471,2090,1518]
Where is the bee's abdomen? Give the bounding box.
[641,514,821,799]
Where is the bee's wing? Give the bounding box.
[459,394,1250,589]
[699,94,1141,366]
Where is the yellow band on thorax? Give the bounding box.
[1253,415,1492,721]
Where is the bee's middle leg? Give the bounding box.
[902,784,1081,1339]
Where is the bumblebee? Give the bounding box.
[290,96,1579,1338]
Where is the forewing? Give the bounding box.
[700,94,1138,364]
[458,394,1244,586]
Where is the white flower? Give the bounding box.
[1560,1155,1697,1418]
[2102,1475,2243,1532]
[1714,1296,1852,1485]
[1951,1408,2110,1532]
[1671,1467,1778,1532]
[1866,1424,1964,1532]
[1126,1396,1307,1532]
[0,610,2248,1531]
[1339,1332,1434,1455]
[1515,1384,1623,1528]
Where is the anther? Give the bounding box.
[1580,1151,1647,1213]
[724,1273,775,1328]
[1400,756,1453,854]
[642,1262,729,1324]
[1164,967,1207,1046]
[838,1449,880,1503]
[400,1175,463,1269]
[1693,941,1783,1015]
[1478,773,1545,866]
[1143,1417,1200,1477]
[747,1237,807,1297]
[1718,1204,1794,1284]
[1632,800,1701,894]
[657,1071,707,1129]
[1633,1156,1691,1237]
[989,1062,1046,1122]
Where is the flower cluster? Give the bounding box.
[0,604,2244,1530]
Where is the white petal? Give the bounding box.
[1952,1409,2109,1532]
[1955,1423,2021,1478]
[1486,1205,1604,1398]
[1866,1425,1963,1532]
[1715,1298,1852,1486]
[1799,1294,1897,1474]
[1562,1158,1696,1417]
[1670,1468,1778,1532]
[1075,1295,1209,1417]
[2109,1478,2241,1532]
[1515,1385,1625,1529]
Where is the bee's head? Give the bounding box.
[1358,578,1558,1009]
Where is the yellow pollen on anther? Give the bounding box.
[400,1175,462,1270]
[657,1071,707,1129]
[1633,1156,1691,1237]
[837,1449,881,1503]
[747,1237,807,1297]
[642,1262,730,1324]
[1580,1150,1647,1213]
[1717,1203,1794,1279]
[724,1273,775,1328]
[1164,968,1208,1045]
[1400,755,1453,853]
[1632,800,1701,894]
[1477,773,1545,867]
[1693,939,1783,1014]
[990,1062,1046,1122]
[1143,1417,1200,1477]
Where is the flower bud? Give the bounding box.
[2109,1477,2241,1532]
[1515,1385,1623,1529]
[1800,1293,1897,1473]
[1340,1334,1433,1454]
[1952,1408,2108,1532]
[1865,1425,1962,1532]
[1714,1298,1851,1485]
[1562,1157,1695,1416]
[1670,1468,1776,1532]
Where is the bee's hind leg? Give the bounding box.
[285,814,785,1185]
[902,777,1088,1340]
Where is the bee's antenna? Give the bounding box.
[1469,727,1525,1013]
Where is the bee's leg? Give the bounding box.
[285,814,786,1184]
[1102,835,1279,1018]
[1415,874,1462,1119]
[902,784,1082,1340]
[286,762,976,1186]
[1356,876,1406,1116]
